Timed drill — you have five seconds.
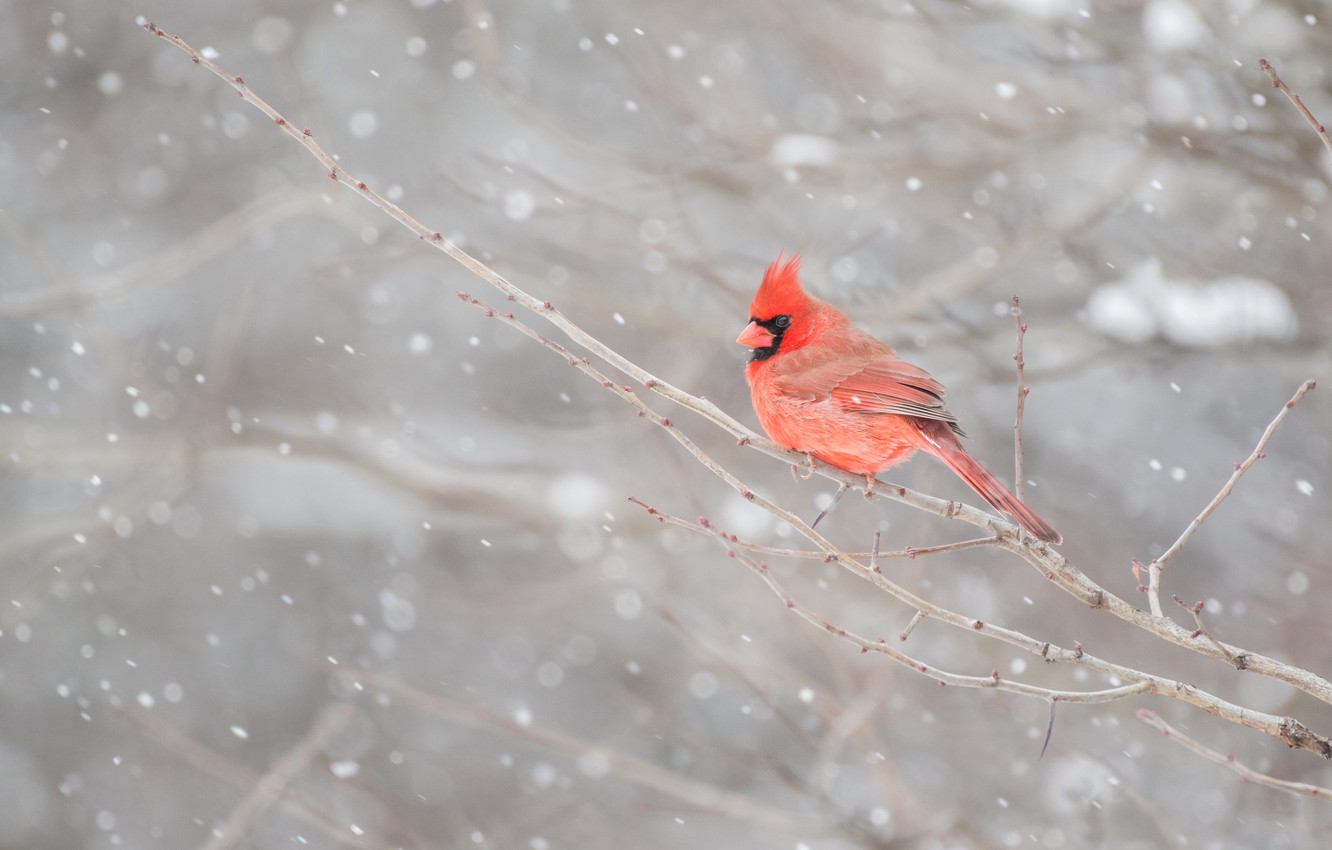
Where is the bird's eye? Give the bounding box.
[774,315,791,329]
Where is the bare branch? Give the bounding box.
[629,500,1332,758]
[1171,595,1240,667]
[713,526,1155,706]
[1147,379,1316,616]
[325,664,820,833]
[898,610,927,643]
[1139,710,1332,801]
[200,703,360,850]
[627,497,997,561]
[1258,58,1332,161]
[1011,534,1332,710]
[125,706,396,850]
[1011,294,1028,505]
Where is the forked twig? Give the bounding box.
[628,497,1332,758]
[201,703,360,850]
[692,512,1153,706]
[1146,379,1315,616]
[1172,595,1241,668]
[125,705,393,850]
[1139,710,1332,801]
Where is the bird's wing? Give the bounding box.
[773,349,962,430]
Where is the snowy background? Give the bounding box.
[3,0,1332,847]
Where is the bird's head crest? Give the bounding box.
[749,253,808,321]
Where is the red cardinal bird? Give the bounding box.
[736,255,1061,544]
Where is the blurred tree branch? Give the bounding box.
[1259,58,1332,162]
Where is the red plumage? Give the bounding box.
[737,254,1061,544]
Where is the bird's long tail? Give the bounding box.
[924,428,1062,545]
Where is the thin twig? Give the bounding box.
[709,524,1154,706]
[812,674,892,796]
[1171,595,1240,667]
[1039,700,1056,759]
[455,295,840,555]
[1092,758,1189,847]
[626,497,997,561]
[325,664,819,833]
[1011,294,1028,504]
[139,20,754,446]
[0,187,333,318]
[898,610,926,643]
[1258,59,1332,161]
[653,607,812,743]
[1138,710,1332,801]
[1147,379,1316,616]
[627,499,1332,758]
[124,706,395,850]
[200,703,360,850]
[810,481,849,529]
[1012,526,1332,712]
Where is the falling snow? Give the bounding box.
[9,6,1326,850]
[503,189,536,221]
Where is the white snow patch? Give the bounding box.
[379,589,416,632]
[503,189,535,221]
[769,134,839,169]
[578,749,610,777]
[252,16,294,54]
[537,662,563,688]
[348,110,378,138]
[98,72,123,96]
[688,671,719,699]
[1286,570,1309,595]
[991,0,1082,18]
[1142,0,1210,52]
[613,589,642,620]
[408,332,432,355]
[545,473,608,520]
[330,759,360,778]
[1084,258,1296,348]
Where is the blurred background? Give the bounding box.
[2,0,1331,847]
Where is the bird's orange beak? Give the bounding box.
[736,321,773,349]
